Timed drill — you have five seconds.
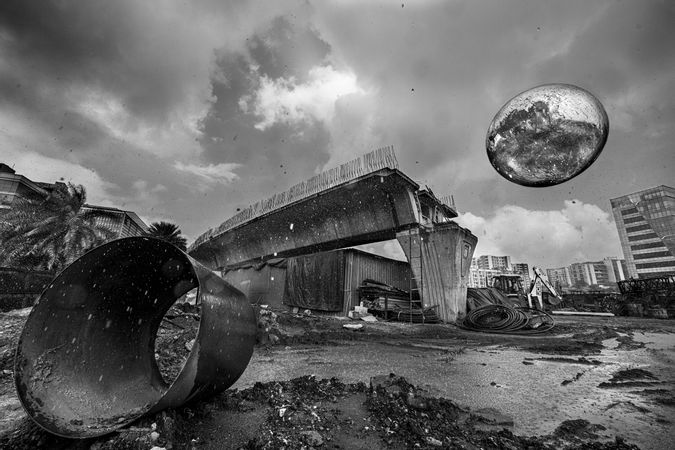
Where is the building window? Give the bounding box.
[628,233,659,242]
[625,224,652,233]
[631,242,666,251]
[621,207,639,216]
[633,251,673,260]
[636,261,675,269]
[622,216,644,225]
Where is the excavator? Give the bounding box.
[490,267,562,310]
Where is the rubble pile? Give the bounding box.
[234,375,367,449]
[364,374,639,450]
[0,306,664,449]
[255,306,284,346]
[155,302,201,383]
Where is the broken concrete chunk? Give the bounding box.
[343,323,363,330]
[300,430,323,446]
[426,436,443,446]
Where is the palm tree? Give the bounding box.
[0,183,116,272]
[147,221,187,251]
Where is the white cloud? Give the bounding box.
[173,161,241,186]
[73,87,207,160]
[455,200,623,269]
[5,152,117,208]
[352,240,408,262]
[240,65,365,130]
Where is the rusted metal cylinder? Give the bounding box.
[13,237,256,438]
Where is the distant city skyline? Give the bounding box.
[468,252,628,290]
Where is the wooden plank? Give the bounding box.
[551,311,615,317]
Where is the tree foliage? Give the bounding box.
[0,183,116,272]
[147,221,187,251]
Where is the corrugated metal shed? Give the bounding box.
[283,250,346,312]
[282,248,414,315]
[222,259,287,308]
[220,248,414,316]
[342,249,414,315]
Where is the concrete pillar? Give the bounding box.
[397,222,477,322]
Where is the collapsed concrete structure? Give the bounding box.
[189,147,477,322]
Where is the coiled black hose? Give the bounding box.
[461,304,555,334]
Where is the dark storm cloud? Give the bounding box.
[198,18,335,194]
[0,1,123,72]
[523,0,675,207]
[309,1,557,177]
[0,0,310,146]
[201,50,331,168]
[247,16,331,80]
[309,0,674,213]
[0,0,335,238]
[1,0,672,262]
[0,1,172,122]
[533,1,675,101]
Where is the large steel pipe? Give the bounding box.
[13,237,256,438]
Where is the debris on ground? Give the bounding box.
[0,372,644,449]
[0,306,671,448]
[598,368,661,389]
[155,303,201,383]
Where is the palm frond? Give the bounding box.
[0,182,118,272]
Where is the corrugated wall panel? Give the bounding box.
[222,265,286,308]
[283,250,345,311]
[342,249,414,314]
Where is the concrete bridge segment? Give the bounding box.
[189,149,477,322]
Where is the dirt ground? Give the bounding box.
[0,306,673,449]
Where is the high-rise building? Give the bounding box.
[569,262,594,286]
[468,269,500,288]
[469,257,530,288]
[476,255,511,271]
[569,261,612,287]
[546,267,571,289]
[511,262,531,287]
[468,258,500,288]
[591,261,610,286]
[603,257,627,283]
[610,185,675,278]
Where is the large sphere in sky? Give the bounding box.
[486,83,609,187]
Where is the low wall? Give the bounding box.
[0,267,53,311]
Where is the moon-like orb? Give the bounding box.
[486,84,609,187]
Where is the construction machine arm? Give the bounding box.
[528,267,563,309]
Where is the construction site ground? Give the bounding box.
[0,306,673,449]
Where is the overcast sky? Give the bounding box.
[1,0,673,269]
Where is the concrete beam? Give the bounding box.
[189,169,421,269]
